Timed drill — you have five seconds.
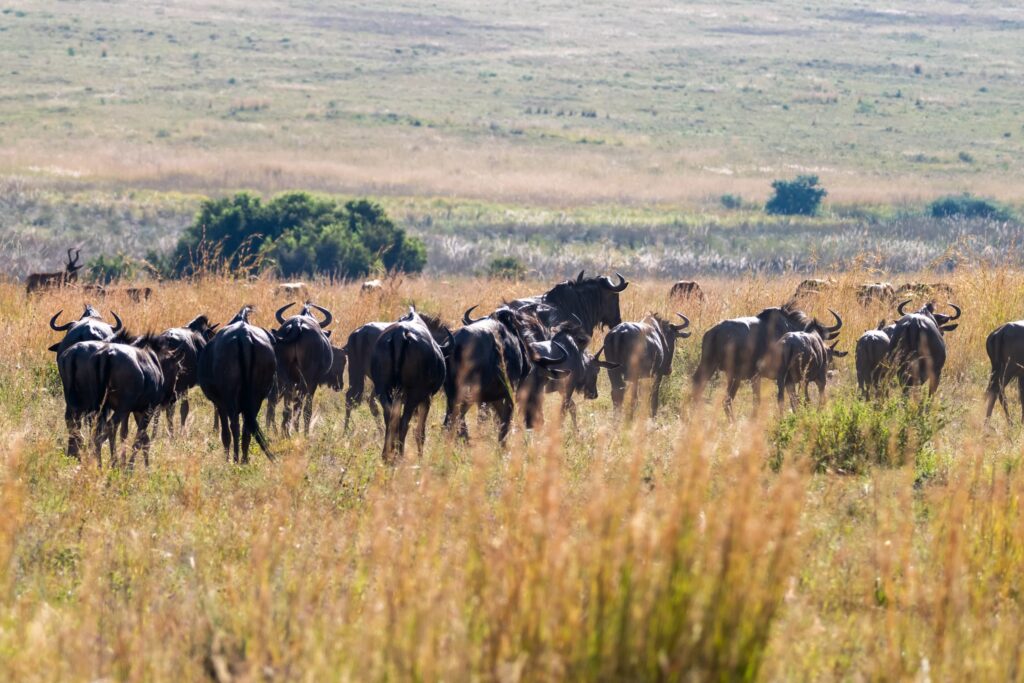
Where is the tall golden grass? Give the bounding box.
[3,270,1024,680]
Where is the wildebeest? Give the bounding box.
[855,320,896,398]
[267,302,334,435]
[895,282,955,303]
[857,282,896,306]
[26,248,81,294]
[540,319,618,426]
[692,304,843,416]
[793,278,835,299]
[342,321,390,431]
[669,280,706,303]
[444,305,568,442]
[198,305,277,463]
[983,320,1024,422]
[776,330,847,410]
[86,285,154,302]
[508,270,628,348]
[361,279,384,293]
[322,344,347,393]
[154,315,218,433]
[887,300,961,393]
[604,313,691,418]
[48,305,123,355]
[276,282,308,298]
[58,331,180,466]
[371,307,452,462]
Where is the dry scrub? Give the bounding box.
[2,270,1024,680]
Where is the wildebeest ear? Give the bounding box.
[48,343,61,352]
[324,330,332,338]
[832,350,849,357]
[940,323,959,332]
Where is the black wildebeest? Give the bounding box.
[543,330,619,427]
[985,320,1024,422]
[48,305,123,355]
[604,313,691,418]
[154,315,218,433]
[26,248,81,294]
[508,270,628,348]
[267,302,334,434]
[692,304,843,416]
[444,305,568,442]
[776,330,847,410]
[887,300,961,393]
[857,282,895,306]
[58,331,180,466]
[322,344,347,393]
[371,307,452,462]
[342,321,391,431]
[855,320,896,398]
[198,306,277,463]
[669,280,706,303]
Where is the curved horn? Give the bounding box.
[824,308,843,333]
[945,303,961,321]
[576,270,585,283]
[672,312,691,330]
[49,310,73,331]
[546,341,569,365]
[109,311,123,333]
[66,248,74,265]
[463,305,486,325]
[275,302,294,325]
[306,302,333,329]
[897,299,912,316]
[600,272,628,292]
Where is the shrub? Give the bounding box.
[86,252,138,283]
[171,192,426,278]
[486,256,526,280]
[765,175,827,216]
[928,193,1013,221]
[719,193,743,210]
[770,395,947,482]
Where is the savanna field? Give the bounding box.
[2,271,1024,680]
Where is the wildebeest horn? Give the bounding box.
[671,313,691,336]
[463,305,486,325]
[275,302,294,325]
[897,299,912,316]
[600,272,628,292]
[824,309,843,333]
[306,302,333,328]
[49,310,73,331]
[946,303,962,321]
[576,270,585,283]
[110,311,123,332]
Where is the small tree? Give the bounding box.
[929,194,1012,221]
[486,256,526,280]
[765,175,827,216]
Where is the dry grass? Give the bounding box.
[2,271,1024,679]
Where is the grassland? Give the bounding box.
[3,272,1024,679]
[1,0,1023,205]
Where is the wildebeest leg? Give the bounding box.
[388,400,418,464]
[456,402,471,440]
[228,413,242,464]
[132,411,153,469]
[724,376,741,420]
[650,375,664,419]
[241,421,253,466]
[928,371,940,396]
[494,399,514,443]
[379,396,398,463]
[750,377,762,416]
[817,379,827,406]
[344,380,364,433]
[413,401,430,456]
[218,409,231,460]
[787,384,798,412]
[1018,376,1024,423]
[561,390,578,430]
[180,397,190,431]
[303,388,315,435]
[776,377,786,410]
[609,369,626,413]
[65,407,83,460]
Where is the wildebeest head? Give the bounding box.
[758,303,842,342]
[48,305,123,353]
[185,314,219,341]
[514,271,629,338]
[229,305,256,325]
[580,347,619,399]
[896,300,961,333]
[276,301,333,329]
[399,307,453,355]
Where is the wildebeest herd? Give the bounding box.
[41,268,1024,469]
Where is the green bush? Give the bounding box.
[171,192,426,278]
[720,193,743,210]
[770,395,947,482]
[765,175,827,216]
[486,256,526,280]
[86,252,139,283]
[928,193,1013,221]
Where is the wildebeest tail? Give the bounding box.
[692,329,719,386]
[986,328,1007,395]
[237,335,276,461]
[94,348,114,424]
